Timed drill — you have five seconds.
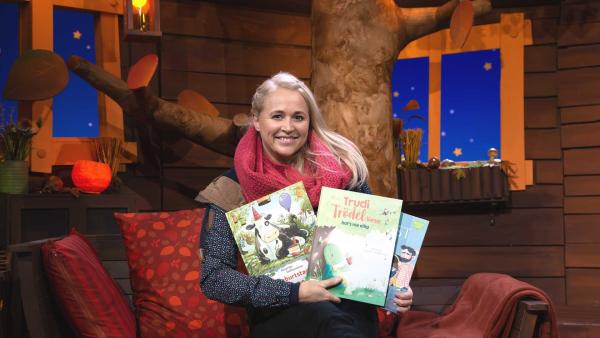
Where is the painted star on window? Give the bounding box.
[73,30,82,39]
[483,62,493,71]
[453,147,462,157]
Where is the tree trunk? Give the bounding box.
[311,0,491,197]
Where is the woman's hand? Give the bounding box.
[393,286,414,313]
[299,277,342,303]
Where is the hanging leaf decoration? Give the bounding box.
[3,49,68,101]
[126,53,158,89]
[176,89,220,117]
[402,99,420,111]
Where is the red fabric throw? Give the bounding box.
[234,127,351,207]
[396,273,558,338]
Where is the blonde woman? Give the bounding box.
[198,72,413,338]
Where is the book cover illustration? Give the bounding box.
[383,213,429,313]
[307,187,403,306]
[225,182,316,283]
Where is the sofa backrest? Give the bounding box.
[8,235,131,338]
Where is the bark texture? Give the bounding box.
[312,0,491,197]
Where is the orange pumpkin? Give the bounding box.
[71,160,112,194]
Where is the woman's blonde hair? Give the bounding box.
[251,72,368,188]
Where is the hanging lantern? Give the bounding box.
[124,0,161,41]
[71,160,112,194]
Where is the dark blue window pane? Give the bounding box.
[53,8,99,137]
[391,57,429,163]
[0,3,19,126]
[441,49,500,161]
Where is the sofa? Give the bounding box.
[8,207,556,338]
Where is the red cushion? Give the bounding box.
[377,308,399,338]
[42,229,136,338]
[114,209,249,338]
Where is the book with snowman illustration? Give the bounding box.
[306,187,403,306]
[225,182,317,283]
[383,213,429,313]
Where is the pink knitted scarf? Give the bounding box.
[234,127,351,207]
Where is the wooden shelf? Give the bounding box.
[398,166,509,206]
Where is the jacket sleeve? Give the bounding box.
[200,204,300,308]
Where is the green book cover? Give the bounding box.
[307,187,403,306]
[225,182,316,282]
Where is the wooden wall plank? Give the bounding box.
[558,22,600,47]
[558,67,600,107]
[531,18,557,45]
[161,70,266,104]
[162,140,233,168]
[510,184,563,208]
[525,45,557,72]
[417,246,564,278]
[561,2,600,23]
[525,97,558,128]
[535,160,563,184]
[565,176,600,196]
[567,244,600,268]
[119,174,161,211]
[561,105,600,124]
[564,148,600,175]
[101,260,130,279]
[558,320,600,338]
[417,208,563,246]
[161,35,311,78]
[525,72,557,97]
[562,122,600,148]
[89,235,126,260]
[566,215,600,243]
[410,277,565,308]
[566,269,600,305]
[160,0,311,46]
[521,277,566,305]
[565,197,600,214]
[559,44,600,69]
[162,167,225,211]
[213,103,251,118]
[525,129,562,159]
[473,5,559,25]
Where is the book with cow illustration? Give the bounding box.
[225,182,316,283]
[306,187,403,306]
[383,213,430,313]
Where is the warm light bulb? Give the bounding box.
[132,0,148,10]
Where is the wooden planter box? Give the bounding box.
[398,166,509,205]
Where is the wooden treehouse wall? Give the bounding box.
[120,0,311,211]
[119,0,600,320]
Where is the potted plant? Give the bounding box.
[0,113,41,194]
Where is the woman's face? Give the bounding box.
[253,88,310,164]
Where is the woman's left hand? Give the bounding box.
[393,286,413,313]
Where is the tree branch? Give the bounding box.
[401,0,491,44]
[68,55,240,156]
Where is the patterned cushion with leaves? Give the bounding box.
[114,209,249,338]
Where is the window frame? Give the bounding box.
[20,0,136,173]
[398,13,533,191]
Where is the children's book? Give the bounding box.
[225,182,316,283]
[306,187,403,306]
[383,213,429,313]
